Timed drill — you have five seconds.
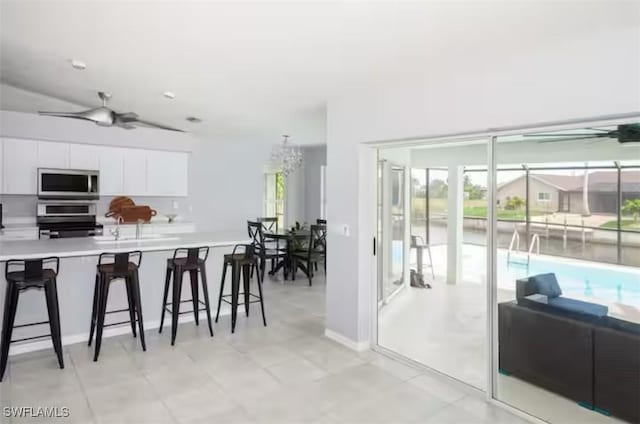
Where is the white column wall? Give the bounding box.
[447,166,463,285]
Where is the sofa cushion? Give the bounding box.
[548,297,608,318]
[531,273,563,298]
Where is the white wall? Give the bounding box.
[325,2,640,343]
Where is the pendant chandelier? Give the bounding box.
[271,134,303,176]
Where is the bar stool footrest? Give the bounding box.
[11,333,53,343]
[220,292,263,306]
[13,320,50,329]
[102,319,140,328]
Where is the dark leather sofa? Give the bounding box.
[499,274,640,423]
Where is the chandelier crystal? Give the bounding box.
[271,135,303,176]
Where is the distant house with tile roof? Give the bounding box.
[496,171,640,214]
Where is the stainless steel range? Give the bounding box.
[37,203,104,239]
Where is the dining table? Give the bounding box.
[264,229,311,280]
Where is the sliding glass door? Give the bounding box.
[492,122,640,424]
[377,159,408,306]
[376,140,489,390]
[373,117,640,424]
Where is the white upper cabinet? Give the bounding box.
[37,141,69,169]
[122,148,147,196]
[0,139,188,197]
[98,146,124,196]
[146,150,188,196]
[69,144,100,170]
[2,138,38,194]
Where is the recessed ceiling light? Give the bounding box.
[186,116,202,123]
[163,91,176,99]
[69,59,86,70]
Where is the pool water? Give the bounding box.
[499,252,640,307]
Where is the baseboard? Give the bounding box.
[9,311,228,357]
[324,329,370,352]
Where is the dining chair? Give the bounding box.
[256,217,284,267]
[292,224,326,286]
[247,221,286,280]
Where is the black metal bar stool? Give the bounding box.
[158,247,214,345]
[215,244,266,333]
[1,257,64,381]
[88,251,145,362]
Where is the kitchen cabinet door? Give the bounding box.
[122,148,147,196]
[69,144,100,170]
[98,146,124,196]
[38,141,69,169]
[2,138,38,194]
[146,150,188,196]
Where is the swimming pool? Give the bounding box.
[498,251,640,307]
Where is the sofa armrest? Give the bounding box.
[516,277,538,301]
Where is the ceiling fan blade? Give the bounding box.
[114,112,139,123]
[38,111,93,120]
[534,135,608,143]
[133,119,186,132]
[523,133,611,137]
[114,122,137,130]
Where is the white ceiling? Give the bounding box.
[0,0,635,143]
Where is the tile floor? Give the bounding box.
[378,261,627,424]
[0,271,528,424]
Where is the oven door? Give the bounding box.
[38,168,99,200]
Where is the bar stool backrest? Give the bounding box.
[98,251,142,276]
[5,257,59,284]
[172,246,210,265]
[231,243,256,260]
[316,219,327,225]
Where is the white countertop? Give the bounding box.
[0,231,249,261]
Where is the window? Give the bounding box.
[537,192,551,201]
[264,171,285,228]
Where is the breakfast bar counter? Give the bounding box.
[0,232,249,355]
[0,231,248,261]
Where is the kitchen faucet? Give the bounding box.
[110,216,123,240]
[136,219,144,239]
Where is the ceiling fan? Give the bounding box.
[38,91,185,132]
[524,124,640,144]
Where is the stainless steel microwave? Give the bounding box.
[38,168,100,200]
